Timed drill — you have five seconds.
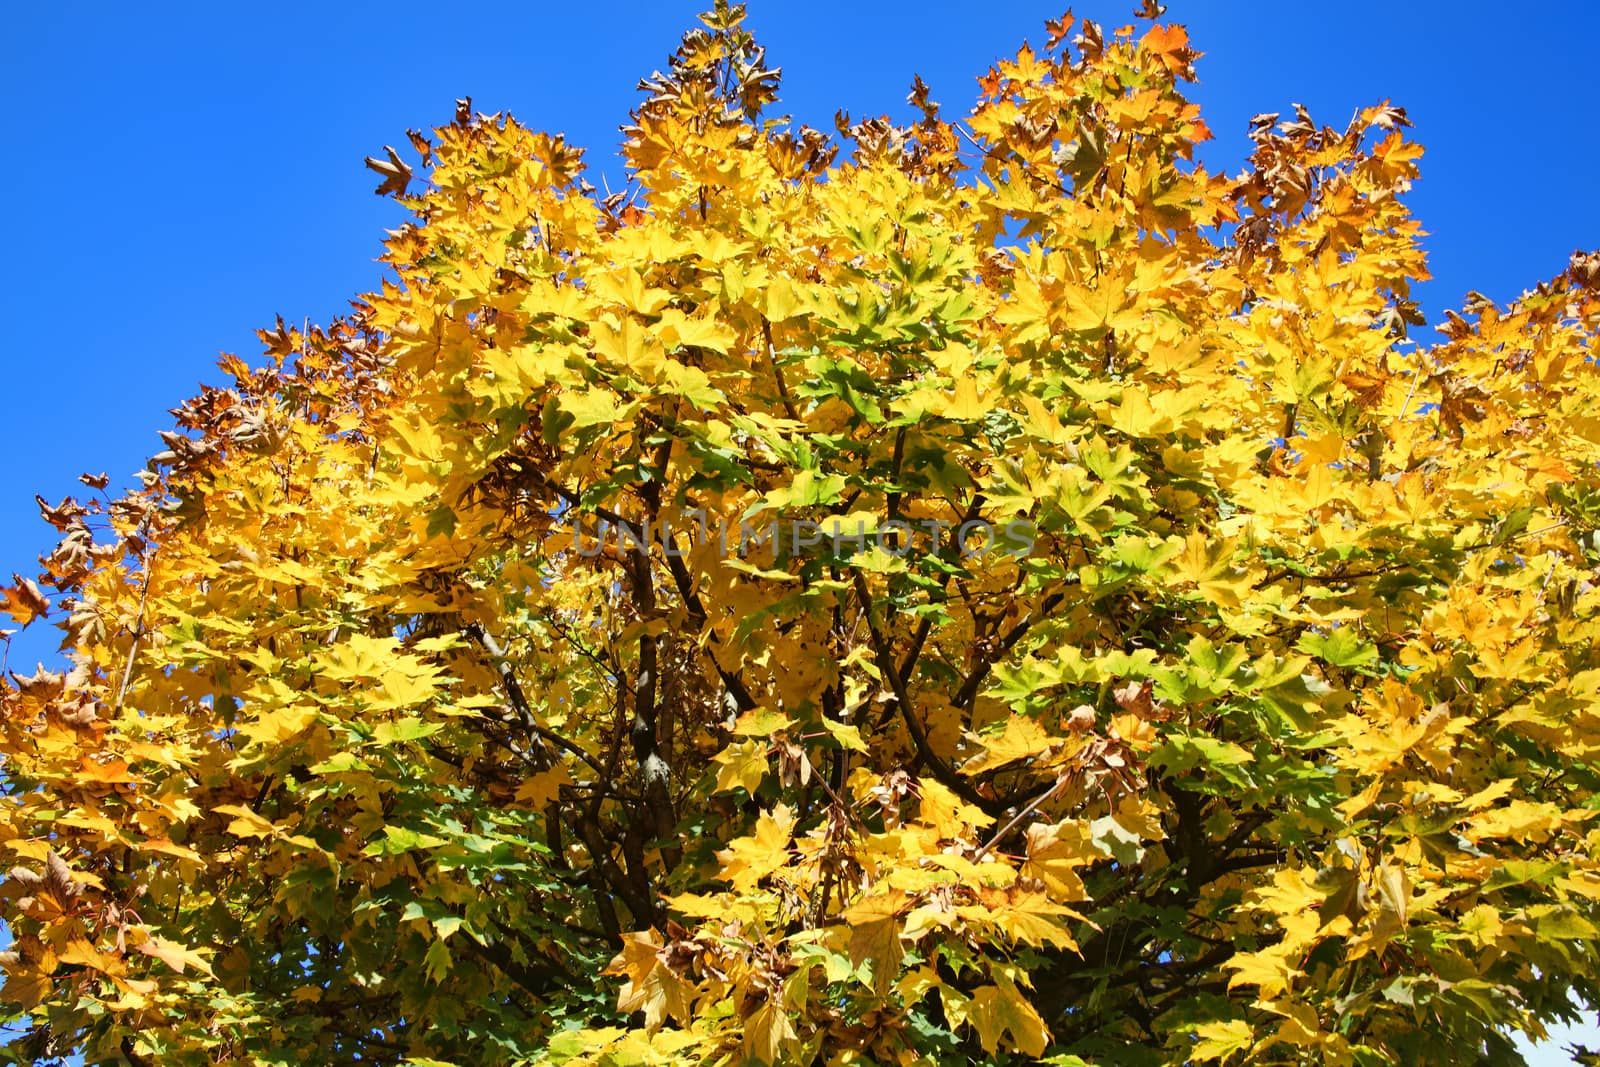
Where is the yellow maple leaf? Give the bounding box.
[514,766,573,807]
[916,778,995,838]
[842,892,905,996]
[1224,946,1301,1000]
[962,714,1059,775]
[965,972,1050,1057]
[923,377,992,422]
[1021,820,1097,901]
[1188,1019,1254,1062]
[603,930,691,1032]
[133,933,214,977]
[713,739,771,795]
[1060,277,1142,336]
[211,805,277,840]
[716,803,796,892]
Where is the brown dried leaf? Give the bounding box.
[35,496,84,530]
[1434,374,1490,436]
[1569,249,1600,292]
[8,867,43,892]
[1044,12,1075,51]
[44,851,79,903]
[1074,19,1105,61]
[1112,679,1156,717]
[907,74,938,122]
[1341,371,1390,409]
[1438,309,1474,341]
[364,144,413,198]
[9,666,64,700]
[405,128,434,166]
[1,575,49,626]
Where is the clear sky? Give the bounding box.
[3,1,1597,1061]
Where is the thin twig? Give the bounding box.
[952,122,1071,196]
[1398,364,1422,420]
[762,319,801,422]
[973,772,1068,862]
[114,544,157,713]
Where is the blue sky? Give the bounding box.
[2,1,1597,1060]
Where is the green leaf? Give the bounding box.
[1484,860,1565,892]
[820,718,869,752]
[309,752,371,775]
[374,718,444,744]
[426,505,457,539]
[1296,627,1379,669]
[753,468,847,514]
[423,937,452,983]
[364,825,449,856]
[1529,905,1600,941]
[1152,735,1254,786]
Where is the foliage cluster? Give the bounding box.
[4,4,1600,1064]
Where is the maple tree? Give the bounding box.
[5,3,1600,1063]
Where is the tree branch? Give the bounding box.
[850,568,1001,815]
[952,589,1066,710]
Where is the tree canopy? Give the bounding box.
[5,4,1600,1064]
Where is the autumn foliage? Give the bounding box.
[6,4,1600,1064]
